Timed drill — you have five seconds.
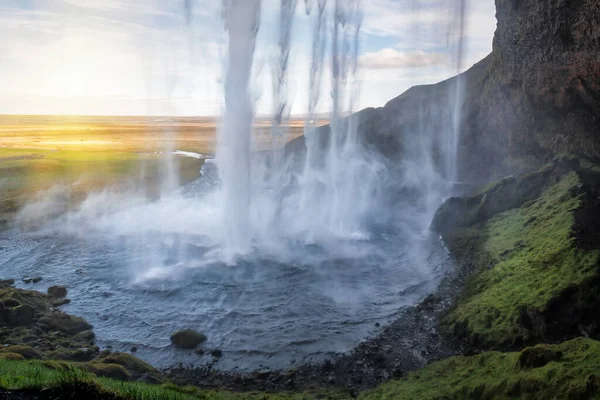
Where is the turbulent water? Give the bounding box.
[0,162,451,369]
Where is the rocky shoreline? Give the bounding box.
[0,254,464,393]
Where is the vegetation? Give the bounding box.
[436,163,600,347]
[0,358,351,400]
[359,337,600,400]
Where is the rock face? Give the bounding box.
[285,0,600,183]
[459,0,600,180]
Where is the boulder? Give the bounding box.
[97,352,162,382]
[40,313,92,335]
[0,345,43,360]
[170,329,207,349]
[518,346,562,369]
[9,304,36,326]
[81,362,132,381]
[3,298,21,308]
[0,279,15,289]
[0,352,25,361]
[47,286,67,299]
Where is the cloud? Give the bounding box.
[360,49,448,69]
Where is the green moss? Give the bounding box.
[443,172,600,346]
[360,338,600,400]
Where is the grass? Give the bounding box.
[0,358,352,400]
[443,171,600,346]
[359,337,600,400]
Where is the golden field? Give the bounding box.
[0,114,312,227]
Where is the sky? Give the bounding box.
[0,0,497,116]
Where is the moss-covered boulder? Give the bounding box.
[433,161,600,348]
[45,348,96,362]
[170,329,207,349]
[81,362,132,381]
[40,313,92,335]
[95,352,163,382]
[0,345,43,360]
[0,352,25,361]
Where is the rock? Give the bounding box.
[21,277,42,284]
[51,298,71,307]
[45,347,95,362]
[211,349,223,358]
[81,363,132,381]
[76,330,96,341]
[518,346,562,369]
[47,286,67,299]
[97,352,163,382]
[130,346,138,353]
[40,313,92,335]
[170,329,207,349]
[0,352,25,361]
[0,279,15,288]
[0,345,43,360]
[3,298,21,308]
[9,304,36,326]
[194,348,204,356]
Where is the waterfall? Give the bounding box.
[447,0,467,185]
[218,0,262,258]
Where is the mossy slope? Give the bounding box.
[433,160,600,348]
[359,337,600,400]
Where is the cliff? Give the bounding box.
[286,0,600,183]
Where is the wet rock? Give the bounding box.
[22,277,42,284]
[130,346,138,353]
[47,286,67,299]
[40,313,92,335]
[170,329,207,349]
[0,279,15,288]
[194,348,205,356]
[211,349,223,358]
[51,298,71,307]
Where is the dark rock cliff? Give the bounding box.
[461,0,600,180]
[286,0,600,183]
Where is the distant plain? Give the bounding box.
[0,114,312,226]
